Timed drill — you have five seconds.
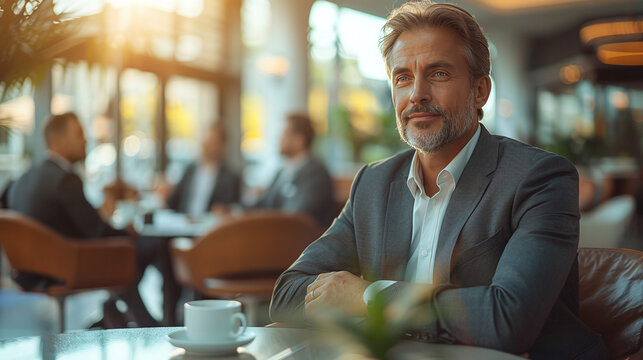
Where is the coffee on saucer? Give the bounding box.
[184,300,247,342]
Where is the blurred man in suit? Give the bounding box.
[254,113,334,227]
[7,112,157,328]
[167,122,241,216]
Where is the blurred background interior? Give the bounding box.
[0,0,642,341]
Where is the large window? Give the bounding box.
[308,1,394,169]
[119,69,159,190]
[536,81,643,165]
[165,76,219,184]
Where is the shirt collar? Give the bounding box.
[48,151,74,173]
[282,154,310,177]
[196,161,220,173]
[406,125,481,198]
[285,153,309,170]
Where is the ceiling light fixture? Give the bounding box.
[597,41,643,66]
[580,18,643,66]
[580,20,643,44]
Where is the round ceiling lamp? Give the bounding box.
[580,18,643,66]
[597,41,643,66]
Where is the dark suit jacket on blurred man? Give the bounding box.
[9,158,125,240]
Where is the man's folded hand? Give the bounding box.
[305,271,371,318]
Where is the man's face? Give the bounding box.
[202,128,225,162]
[389,27,478,153]
[279,122,301,158]
[61,119,87,164]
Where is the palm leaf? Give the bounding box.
[0,0,77,101]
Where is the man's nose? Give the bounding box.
[410,78,431,105]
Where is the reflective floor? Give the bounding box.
[0,265,164,339]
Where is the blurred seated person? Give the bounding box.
[166,122,241,216]
[252,113,334,227]
[7,112,158,328]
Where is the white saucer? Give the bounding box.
[167,329,256,356]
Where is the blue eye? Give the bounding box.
[435,71,447,77]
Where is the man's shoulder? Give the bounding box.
[301,156,331,177]
[8,160,67,210]
[16,159,66,185]
[492,134,574,170]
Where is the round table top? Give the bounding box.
[0,326,524,359]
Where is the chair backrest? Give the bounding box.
[171,211,323,294]
[0,210,135,294]
[579,195,635,248]
[578,247,643,359]
[0,210,76,287]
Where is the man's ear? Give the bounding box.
[474,75,491,111]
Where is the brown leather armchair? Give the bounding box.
[578,247,643,359]
[170,211,322,298]
[170,211,322,324]
[0,210,136,331]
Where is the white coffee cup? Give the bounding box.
[184,300,247,342]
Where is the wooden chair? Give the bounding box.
[170,211,323,322]
[0,210,136,331]
[578,247,643,359]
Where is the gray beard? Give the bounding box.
[398,92,476,153]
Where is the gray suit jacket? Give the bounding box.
[255,156,334,227]
[270,126,608,359]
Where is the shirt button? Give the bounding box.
[421,250,429,257]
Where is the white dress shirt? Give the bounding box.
[187,163,219,217]
[363,126,481,304]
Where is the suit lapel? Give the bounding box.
[209,164,226,208]
[434,126,499,284]
[381,155,414,280]
[181,165,197,213]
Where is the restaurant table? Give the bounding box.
[0,326,525,359]
[137,210,221,238]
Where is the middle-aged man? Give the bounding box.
[269,1,608,358]
[7,112,158,328]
